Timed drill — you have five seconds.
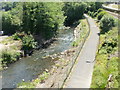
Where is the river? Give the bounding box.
[1,28,74,88]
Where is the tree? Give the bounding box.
[63,2,87,26]
[100,15,115,34]
[22,2,65,39]
[1,2,17,11]
[2,2,23,35]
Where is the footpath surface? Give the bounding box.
[64,14,100,88]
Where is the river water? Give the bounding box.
[1,28,74,88]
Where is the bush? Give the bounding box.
[12,32,25,40]
[22,34,37,51]
[97,8,104,14]
[1,50,20,67]
[93,12,98,17]
[88,8,105,18]
[97,11,107,20]
[91,24,118,88]
[100,15,115,33]
[88,11,95,18]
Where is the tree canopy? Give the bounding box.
[2,2,102,39]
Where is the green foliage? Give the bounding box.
[1,50,20,67]
[39,71,49,82]
[22,2,65,39]
[91,8,104,18]
[91,23,119,88]
[2,2,23,35]
[91,55,118,88]
[72,19,89,47]
[1,2,17,11]
[97,11,107,20]
[17,71,49,88]
[86,2,103,18]
[0,32,37,68]
[12,32,25,40]
[97,8,104,14]
[72,41,78,47]
[88,11,96,18]
[22,34,37,51]
[86,2,103,13]
[2,2,103,39]
[63,2,87,26]
[93,12,98,18]
[12,33,21,40]
[17,81,35,88]
[101,38,118,54]
[12,32,37,51]
[100,15,115,33]
[2,2,65,39]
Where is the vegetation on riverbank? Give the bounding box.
[91,26,119,88]
[90,8,119,88]
[72,19,89,47]
[18,71,49,88]
[0,33,37,69]
[0,36,22,69]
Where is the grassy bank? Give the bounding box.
[72,18,89,47]
[91,26,119,88]
[90,8,119,88]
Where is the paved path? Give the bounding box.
[64,14,100,88]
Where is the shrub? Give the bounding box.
[93,12,98,17]
[97,11,107,20]
[22,34,37,51]
[72,41,78,47]
[12,33,21,40]
[90,12,95,18]
[88,11,91,16]
[17,82,35,88]
[100,15,115,33]
[12,32,25,40]
[97,8,104,14]
[1,50,20,67]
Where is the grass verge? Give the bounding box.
[72,19,89,47]
[91,25,119,88]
